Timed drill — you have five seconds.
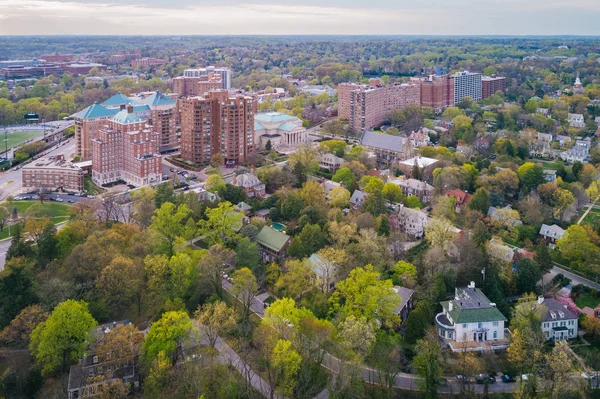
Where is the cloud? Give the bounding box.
[0,0,599,35]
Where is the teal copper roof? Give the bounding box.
[255,112,296,123]
[140,91,175,106]
[278,122,300,131]
[71,102,117,119]
[112,109,143,124]
[102,92,132,107]
[254,122,265,131]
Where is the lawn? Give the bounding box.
[8,200,74,218]
[0,130,44,150]
[84,175,105,195]
[574,293,600,309]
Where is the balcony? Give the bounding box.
[435,312,455,330]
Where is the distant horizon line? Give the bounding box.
[1,34,600,38]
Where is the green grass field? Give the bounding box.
[575,293,600,309]
[1,130,44,150]
[0,201,74,240]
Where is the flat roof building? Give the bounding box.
[22,154,84,192]
[453,71,482,103]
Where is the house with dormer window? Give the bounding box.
[539,224,565,249]
[538,297,578,341]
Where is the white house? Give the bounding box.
[408,130,431,148]
[435,282,508,352]
[308,253,339,292]
[350,190,366,209]
[396,204,428,239]
[538,297,578,341]
[539,223,565,249]
[319,153,345,173]
[568,113,585,129]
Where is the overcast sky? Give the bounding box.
[1,0,599,36]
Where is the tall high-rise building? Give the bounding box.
[482,76,506,99]
[453,71,482,103]
[73,102,119,159]
[180,90,255,165]
[173,73,223,96]
[183,66,231,89]
[91,106,161,187]
[139,91,179,151]
[338,82,421,133]
[417,75,455,112]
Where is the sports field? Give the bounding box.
[0,130,44,151]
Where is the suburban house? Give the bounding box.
[392,286,415,323]
[408,129,431,147]
[360,130,410,166]
[320,179,341,198]
[446,189,472,210]
[193,187,219,202]
[232,173,266,198]
[538,297,579,341]
[255,226,291,263]
[561,139,591,163]
[393,178,435,203]
[350,190,366,209]
[474,137,491,151]
[539,224,565,249]
[396,204,429,239]
[68,321,142,399]
[308,253,339,292]
[487,238,515,263]
[568,113,585,129]
[435,282,508,352]
[397,156,440,180]
[319,152,345,173]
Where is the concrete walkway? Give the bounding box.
[577,196,599,225]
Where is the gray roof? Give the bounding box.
[540,298,577,322]
[361,131,405,152]
[539,224,565,238]
[393,286,415,314]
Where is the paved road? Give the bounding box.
[549,265,600,291]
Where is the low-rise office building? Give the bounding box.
[22,155,84,192]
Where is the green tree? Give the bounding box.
[552,188,575,221]
[275,259,314,300]
[131,186,156,228]
[405,300,432,344]
[235,237,260,270]
[535,243,553,274]
[0,259,37,328]
[142,311,192,367]
[231,267,258,320]
[194,301,237,349]
[469,187,490,214]
[151,202,194,256]
[6,225,34,261]
[557,225,599,270]
[288,223,327,259]
[382,183,404,203]
[98,256,145,316]
[515,258,541,295]
[391,260,417,286]
[29,300,97,375]
[329,265,400,327]
[272,339,302,397]
[329,186,351,208]
[205,174,226,192]
[155,182,175,208]
[36,222,57,268]
[413,330,443,399]
[197,201,243,246]
[518,162,546,191]
[288,144,319,184]
[337,315,376,357]
[362,190,386,216]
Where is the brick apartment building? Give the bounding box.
[40,52,74,63]
[338,82,421,132]
[416,75,455,112]
[180,90,255,165]
[173,73,223,96]
[140,91,179,151]
[73,102,120,159]
[482,76,506,99]
[22,154,84,192]
[91,106,161,187]
[62,63,107,75]
[131,58,167,69]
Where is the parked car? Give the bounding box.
[475,374,495,384]
[501,374,516,383]
[68,199,75,203]
[55,198,64,202]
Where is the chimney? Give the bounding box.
[449,302,453,311]
[468,281,475,289]
[127,105,133,114]
[120,104,126,110]
[538,296,544,305]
